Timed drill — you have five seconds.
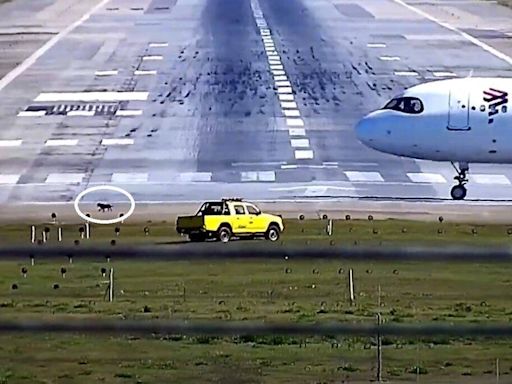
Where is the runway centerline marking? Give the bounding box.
[0,140,22,147]
[45,139,78,146]
[250,0,314,160]
[393,0,512,66]
[0,0,111,93]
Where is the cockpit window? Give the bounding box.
[383,97,424,114]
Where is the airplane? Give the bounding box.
[355,77,511,200]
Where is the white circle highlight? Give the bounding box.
[74,185,135,225]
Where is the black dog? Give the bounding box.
[97,203,113,212]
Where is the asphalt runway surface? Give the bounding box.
[2,0,512,215]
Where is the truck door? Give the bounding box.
[246,203,265,232]
[232,204,248,233]
[447,88,470,130]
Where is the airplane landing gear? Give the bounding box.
[450,162,469,200]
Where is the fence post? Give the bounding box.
[349,268,354,305]
[85,222,90,239]
[30,226,36,243]
[58,227,62,242]
[109,268,114,302]
[377,313,382,382]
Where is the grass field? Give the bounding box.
[0,218,512,382]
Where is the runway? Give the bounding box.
[2,0,512,209]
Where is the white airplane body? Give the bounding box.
[355,77,512,200]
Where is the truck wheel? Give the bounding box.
[265,225,280,242]
[218,226,232,243]
[189,233,205,242]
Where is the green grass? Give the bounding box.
[0,218,512,382]
[4,218,512,247]
[0,259,511,382]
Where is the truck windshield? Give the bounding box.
[196,202,225,215]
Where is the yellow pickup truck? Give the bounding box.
[176,199,284,242]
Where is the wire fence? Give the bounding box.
[1,319,512,337]
[0,244,511,261]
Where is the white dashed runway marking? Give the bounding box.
[149,42,168,47]
[470,174,511,185]
[17,111,45,117]
[67,110,95,117]
[290,138,310,148]
[379,56,400,61]
[407,172,447,183]
[46,173,84,183]
[250,0,314,161]
[367,43,386,48]
[0,140,22,147]
[45,139,78,146]
[111,172,148,183]
[142,55,163,61]
[294,150,314,160]
[345,171,384,182]
[0,175,20,184]
[134,70,157,75]
[177,172,213,182]
[432,71,457,77]
[286,118,305,127]
[394,71,419,76]
[101,138,134,146]
[116,110,143,117]
[241,171,276,182]
[95,70,118,76]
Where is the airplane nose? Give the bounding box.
[355,115,377,146]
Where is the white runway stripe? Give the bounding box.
[45,139,78,146]
[274,75,288,81]
[0,175,20,184]
[272,70,286,76]
[367,43,386,48]
[470,174,511,185]
[115,110,143,117]
[270,64,284,70]
[407,172,447,183]
[289,128,306,136]
[67,110,95,116]
[283,109,300,117]
[275,80,291,87]
[17,111,45,117]
[278,94,294,102]
[286,118,304,127]
[0,140,22,147]
[294,150,314,160]
[101,138,134,145]
[379,56,400,61]
[134,70,157,75]
[277,86,292,94]
[111,172,148,183]
[345,171,384,182]
[149,42,168,47]
[142,55,162,61]
[281,101,298,109]
[241,171,276,182]
[177,172,212,182]
[46,173,84,183]
[394,71,419,76]
[432,71,457,77]
[95,70,118,76]
[291,138,309,148]
[35,92,149,102]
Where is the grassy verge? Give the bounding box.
[3,218,512,247]
[0,258,511,382]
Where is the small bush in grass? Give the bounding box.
[407,365,428,375]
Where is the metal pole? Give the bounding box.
[30,226,36,243]
[58,227,62,242]
[497,358,500,384]
[85,223,90,239]
[377,313,382,382]
[109,268,114,302]
[349,268,354,305]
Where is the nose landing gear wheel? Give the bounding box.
[450,185,467,200]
